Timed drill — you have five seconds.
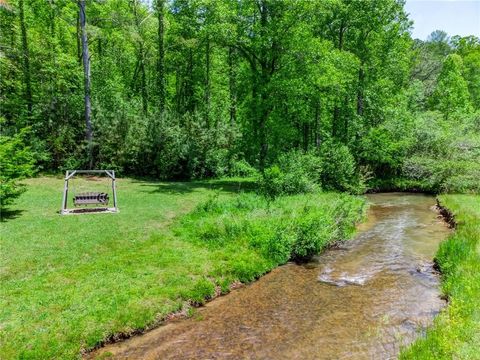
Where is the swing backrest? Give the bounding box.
[73,192,109,206]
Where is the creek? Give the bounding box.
[92,193,451,359]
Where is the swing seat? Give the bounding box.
[73,192,109,206]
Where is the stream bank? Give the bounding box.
[90,193,451,359]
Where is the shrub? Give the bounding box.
[228,159,258,178]
[397,110,480,194]
[259,164,317,199]
[318,140,361,193]
[259,151,321,199]
[119,111,241,180]
[0,128,35,210]
[402,157,480,193]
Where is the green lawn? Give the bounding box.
[401,195,480,359]
[0,176,365,359]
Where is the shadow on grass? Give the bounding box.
[133,178,257,195]
[0,209,25,222]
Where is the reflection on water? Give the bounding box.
[92,193,451,360]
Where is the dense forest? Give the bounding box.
[1,0,479,203]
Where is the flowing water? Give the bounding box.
[92,193,451,359]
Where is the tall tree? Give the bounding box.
[431,54,472,119]
[18,0,32,118]
[155,0,166,112]
[78,0,93,167]
[131,0,148,116]
[228,45,237,126]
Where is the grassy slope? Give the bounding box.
[0,177,364,359]
[401,195,480,359]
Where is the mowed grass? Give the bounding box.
[0,176,252,358]
[401,195,480,359]
[0,176,365,359]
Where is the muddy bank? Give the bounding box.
[436,198,456,228]
[88,193,451,359]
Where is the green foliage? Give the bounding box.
[259,145,365,198]
[0,0,417,180]
[1,1,479,191]
[398,111,480,193]
[359,127,406,175]
[259,151,321,199]
[179,192,366,267]
[227,159,258,178]
[0,127,35,209]
[318,140,360,193]
[431,54,472,118]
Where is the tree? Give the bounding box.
[18,0,32,118]
[452,36,480,110]
[431,54,472,119]
[78,0,93,168]
[0,126,34,211]
[155,0,166,111]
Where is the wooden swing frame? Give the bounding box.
[60,170,118,215]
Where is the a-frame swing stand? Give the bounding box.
[60,170,118,215]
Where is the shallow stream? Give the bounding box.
[93,193,451,359]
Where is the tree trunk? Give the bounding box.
[357,65,365,116]
[343,95,349,142]
[186,48,194,113]
[48,0,57,113]
[303,122,309,152]
[18,0,33,118]
[332,104,340,137]
[314,99,321,148]
[140,43,148,115]
[78,0,93,168]
[155,0,165,112]
[332,20,346,139]
[204,36,211,127]
[258,0,269,171]
[132,0,148,116]
[228,46,237,126]
[76,11,81,64]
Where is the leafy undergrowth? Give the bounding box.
[401,195,480,359]
[0,177,364,359]
[176,192,366,285]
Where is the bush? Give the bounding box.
[105,111,241,180]
[318,140,362,193]
[0,128,35,210]
[392,110,480,194]
[227,159,258,178]
[258,145,365,198]
[402,156,480,194]
[259,164,317,199]
[259,151,321,199]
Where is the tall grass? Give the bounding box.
[401,195,480,359]
[176,192,366,284]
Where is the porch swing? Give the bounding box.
[60,170,118,215]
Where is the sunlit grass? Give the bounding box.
[0,176,364,359]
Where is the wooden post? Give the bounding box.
[61,171,69,214]
[111,170,118,212]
